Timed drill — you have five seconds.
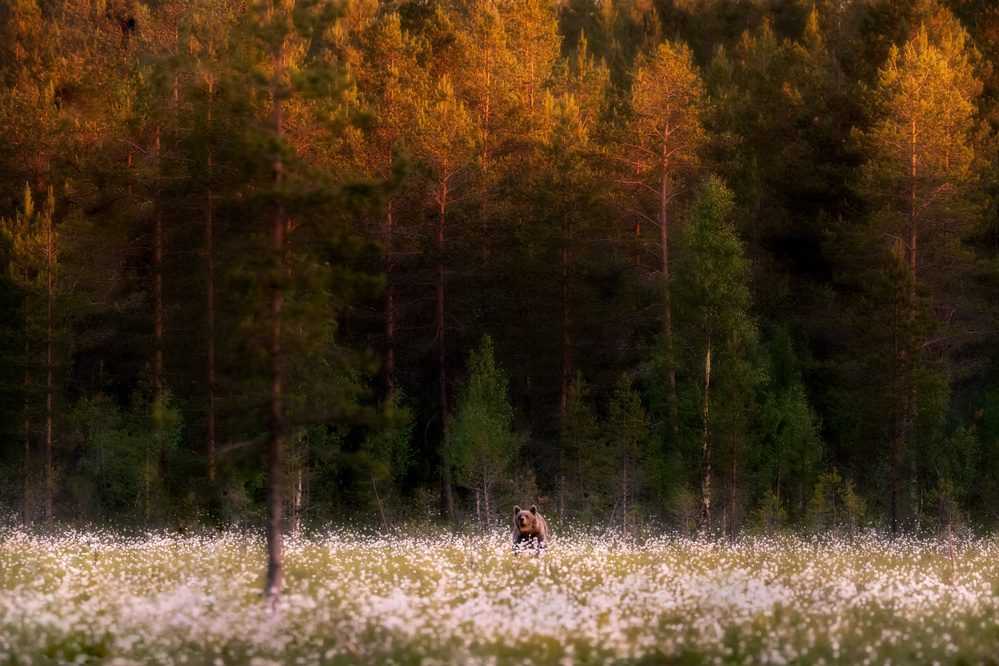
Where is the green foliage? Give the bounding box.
[808,468,865,538]
[451,336,523,526]
[557,373,603,520]
[604,373,649,532]
[675,177,750,343]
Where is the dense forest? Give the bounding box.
[2,0,998,540]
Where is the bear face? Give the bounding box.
[512,505,547,551]
[514,505,538,535]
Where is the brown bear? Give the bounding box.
[512,505,548,550]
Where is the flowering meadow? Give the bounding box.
[1,527,998,665]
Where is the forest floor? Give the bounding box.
[0,526,996,664]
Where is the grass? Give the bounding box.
[1,527,998,664]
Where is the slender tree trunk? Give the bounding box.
[561,206,571,416]
[701,340,712,528]
[372,471,389,535]
[891,305,903,538]
[730,405,737,547]
[661,140,679,447]
[483,462,491,529]
[558,448,565,519]
[438,181,454,520]
[622,457,628,539]
[207,81,216,484]
[22,294,29,526]
[475,485,482,528]
[154,125,163,403]
[154,123,164,506]
[265,36,286,612]
[385,195,395,398]
[44,193,52,525]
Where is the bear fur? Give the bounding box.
[512,505,548,549]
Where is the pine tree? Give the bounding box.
[412,77,477,521]
[227,0,383,609]
[620,39,706,449]
[857,25,983,535]
[604,373,648,538]
[451,335,522,530]
[350,11,424,398]
[0,184,49,523]
[674,177,750,530]
[557,373,602,521]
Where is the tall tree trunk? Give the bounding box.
[622,457,628,539]
[265,36,286,612]
[475,485,482,528]
[22,294,29,526]
[483,462,492,529]
[385,195,395,398]
[44,192,52,525]
[438,181,454,519]
[730,400,737,547]
[890,302,903,538]
[207,80,216,484]
[561,207,571,415]
[661,139,679,447]
[701,340,712,528]
[154,123,164,508]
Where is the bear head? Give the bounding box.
[513,505,539,534]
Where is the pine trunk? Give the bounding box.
[265,37,286,612]
[701,341,712,528]
[22,295,29,526]
[561,205,571,416]
[622,457,628,539]
[438,181,454,520]
[44,194,52,525]
[661,137,679,447]
[154,124,164,484]
[483,461,492,529]
[207,81,216,484]
[385,195,395,398]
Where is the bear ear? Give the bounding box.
[514,506,521,515]
[530,505,537,514]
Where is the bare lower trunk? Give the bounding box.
[45,197,52,525]
[661,148,678,447]
[372,471,389,535]
[207,81,216,484]
[23,296,29,526]
[438,187,454,520]
[561,208,570,415]
[154,124,164,484]
[292,438,302,539]
[701,341,712,528]
[483,465,491,530]
[622,458,628,539]
[265,37,286,612]
[385,198,395,398]
[947,522,958,586]
[730,436,737,546]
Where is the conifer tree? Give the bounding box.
[604,373,648,538]
[0,185,48,523]
[451,335,521,529]
[674,177,750,529]
[621,40,706,448]
[413,77,477,520]
[228,0,383,608]
[557,373,602,520]
[857,25,983,535]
